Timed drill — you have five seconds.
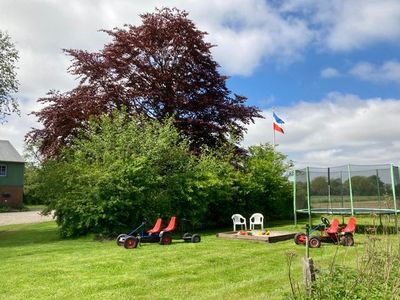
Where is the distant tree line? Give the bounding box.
[294,174,394,207]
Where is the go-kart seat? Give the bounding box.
[326,218,340,234]
[147,218,162,235]
[162,216,177,233]
[342,217,357,234]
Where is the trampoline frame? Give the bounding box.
[293,163,400,232]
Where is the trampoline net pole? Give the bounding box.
[340,171,344,209]
[376,169,382,209]
[348,164,354,216]
[340,170,344,224]
[306,167,312,226]
[328,167,331,213]
[293,170,297,227]
[390,164,398,233]
[375,168,382,226]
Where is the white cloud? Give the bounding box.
[0,0,313,153]
[1,0,400,160]
[243,93,400,168]
[321,67,340,78]
[350,61,400,83]
[177,1,314,74]
[0,98,44,156]
[0,0,313,97]
[280,0,400,52]
[325,0,400,51]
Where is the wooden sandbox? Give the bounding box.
[217,231,296,243]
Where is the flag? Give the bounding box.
[273,112,285,134]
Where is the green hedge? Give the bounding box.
[33,113,292,237]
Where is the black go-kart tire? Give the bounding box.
[182,232,191,242]
[342,234,354,246]
[124,236,138,249]
[116,234,127,246]
[294,233,307,245]
[309,236,321,248]
[160,235,172,245]
[191,234,201,243]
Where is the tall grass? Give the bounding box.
[287,216,400,299]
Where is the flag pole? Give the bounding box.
[273,121,276,148]
[272,110,276,148]
[272,110,285,150]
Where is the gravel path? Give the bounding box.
[0,210,54,226]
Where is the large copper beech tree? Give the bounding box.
[27,8,262,157]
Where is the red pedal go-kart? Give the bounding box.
[117,216,176,249]
[117,216,201,249]
[294,216,356,248]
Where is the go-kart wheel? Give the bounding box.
[191,234,201,243]
[294,233,307,245]
[160,235,172,245]
[182,232,191,242]
[124,236,138,249]
[116,234,127,246]
[309,236,321,248]
[321,217,330,227]
[342,234,354,246]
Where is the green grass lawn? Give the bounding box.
[25,204,47,211]
[0,204,45,213]
[0,218,390,300]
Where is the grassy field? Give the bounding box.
[0,219,386,300]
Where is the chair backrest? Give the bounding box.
[163,216,177,233]
[342,217,357,233]
[232,214,245,223]
[326,218,340,234]
[147,218,162,234]
[250,213,264,223]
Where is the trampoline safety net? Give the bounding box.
[294,164,400,216]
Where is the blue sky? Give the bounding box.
[1,0,400,167]
[230,43,400,108]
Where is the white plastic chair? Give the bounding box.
[232,214,247,231]
[249,213,264,230]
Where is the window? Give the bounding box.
[0,165,7,176]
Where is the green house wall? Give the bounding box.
[0,161,24,186]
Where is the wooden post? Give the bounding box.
[303,257,315,296]
[303,223,315,296]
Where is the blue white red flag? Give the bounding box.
[273,112,285,134]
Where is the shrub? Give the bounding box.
[36,112,293,237]
[238,144,293,220]
[23,163,44,205]
[39,113,194,236]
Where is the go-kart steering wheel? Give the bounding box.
[321,216,330,226]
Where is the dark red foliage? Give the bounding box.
[27,8,262,157]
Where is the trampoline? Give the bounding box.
[296,208,399,215]
[293,164,400,231]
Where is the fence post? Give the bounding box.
[347,164,354,215]
[303,224,314,297]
